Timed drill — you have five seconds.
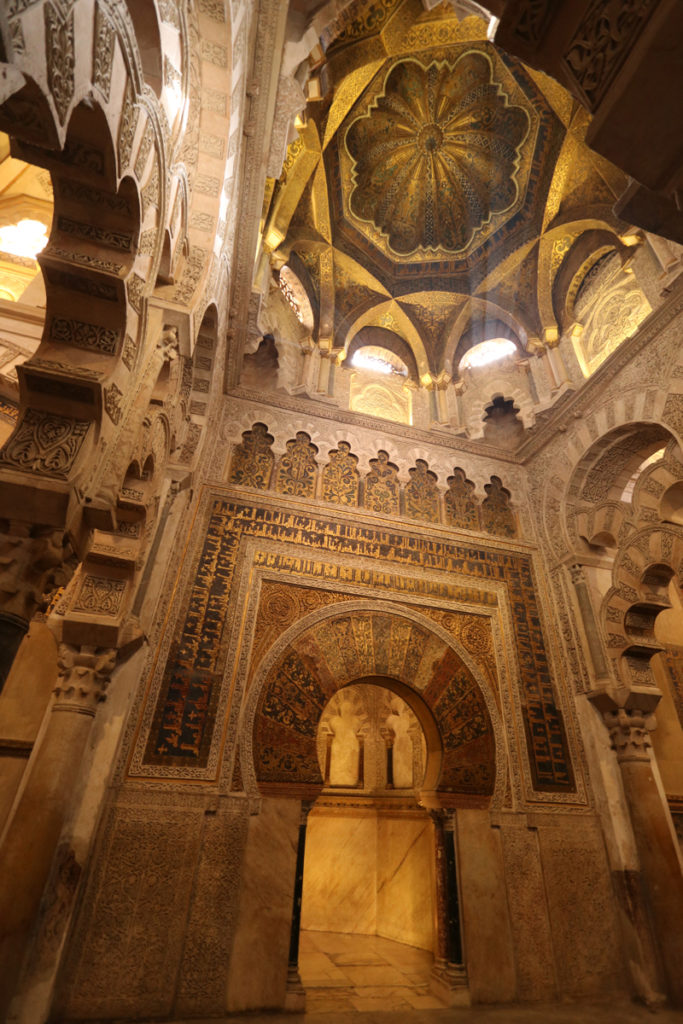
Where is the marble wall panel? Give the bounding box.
[537,815,626,998]
[500,822,557,1001]
[457,808,516,1003]
[57,800,205,1020]
[226,797,300,1012]
[301,810,377,936]
[175,805,249,1017]
[376,814,434,951]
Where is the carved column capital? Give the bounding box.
[589,686,661,763]
[53,643,117,716]
[568,562,586,586]
[603,706,653,763]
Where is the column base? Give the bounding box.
[430,961,470,1006]
[284,966,306,1013]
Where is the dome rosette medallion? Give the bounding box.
[342,49,534,260]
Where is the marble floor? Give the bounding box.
[142,931,683,1024]
[299,929,444,1014]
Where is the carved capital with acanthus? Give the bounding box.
[588,685,661,764]
[603,706,655,763]
[53,643,117,715]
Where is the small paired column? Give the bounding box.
[0,643,115,1018]
[381,727,394,789]
[285,800,313,1011]
[430,810,468,1005]
[590,687,683,1006]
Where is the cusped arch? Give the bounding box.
[242,601,505,809]
[601,526,683,664]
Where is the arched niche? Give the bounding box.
[247,606,499,809]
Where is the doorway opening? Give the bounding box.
[298,681,445,1013]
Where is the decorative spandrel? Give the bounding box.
[404,459,440,522]
[481,476,516,537]
[363,450,400,515]
[322,441,360,506]
[445,468,480,531]
[345,53,529,257]
[274,431,319,498]
[228,422,274,489]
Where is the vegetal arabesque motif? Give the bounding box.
[345,52,529,256]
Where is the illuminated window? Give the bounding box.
[0,219,48,259]
[460,337,517,370]
[351,346,407,376]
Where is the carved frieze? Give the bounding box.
[44,1,75,125]
[92,3,115,102]
[49,317,119,355]
[72,575,126,617]
[0,409,90,479]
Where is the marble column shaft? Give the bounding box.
[600,699,683,1006]
[431,811,463,968]
[0,644,115,1019]
[288,801,312,978]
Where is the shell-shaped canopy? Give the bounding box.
[346,55,529,255]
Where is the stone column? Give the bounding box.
[430,810,468,1006]
[323,730,333,785]
[568,564,609,680]
[317,349,331,395]
[356,732,365,789]
[381,727,394,789]
[432,372,451,424]
[0,525,72,693]
[543,343,569,390]
[0,643,115,1018]
[285,800,312,1012]
[293,339,315,395]
[590,687,683,1006]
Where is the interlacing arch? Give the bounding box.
[0,0,233,641]
[565,426,683,681]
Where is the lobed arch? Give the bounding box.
[240,601,506,810]
[555,422,683,685]
[0,0,234,537]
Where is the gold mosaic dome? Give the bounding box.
[345,53,529,256]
